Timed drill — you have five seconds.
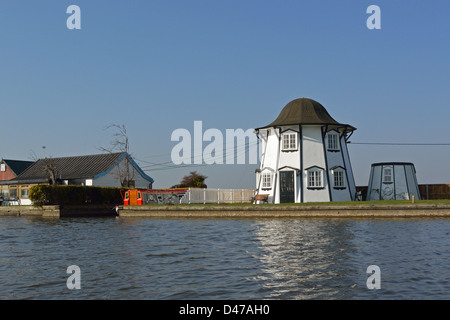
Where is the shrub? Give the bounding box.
[30,185,124,206]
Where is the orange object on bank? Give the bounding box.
[123,190,142,205]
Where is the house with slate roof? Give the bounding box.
[1,159,35,202]
[0,152,154,205]
[0,159,34,181]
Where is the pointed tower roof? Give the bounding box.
[256,98,356,131]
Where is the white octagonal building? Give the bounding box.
[254,98,357,203]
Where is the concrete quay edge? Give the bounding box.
[119,203,450,218]
[1,203,449,218]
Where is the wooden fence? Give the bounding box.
[180,188,256,204]
[418,184,450,200]
[357,184,450,200]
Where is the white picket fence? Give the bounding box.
[179,188,256,204]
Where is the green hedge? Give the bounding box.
[30,185,125,206]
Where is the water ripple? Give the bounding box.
[0,216,449,299]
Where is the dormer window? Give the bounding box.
[383,167,393,183]
[306,166,324,189]
[331,167,346,189]
[282,132,297,151]
[327,132,339,151]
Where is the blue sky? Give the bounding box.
[1,0,449,188]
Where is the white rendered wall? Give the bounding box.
[302,126,329,202]
[340,136,356,200]
[256,128,279,203]
[93,157,152,188]
[324,131,356,202]
[368,165,382,200]
[405,165,420,199]
[325,131,346,201]
[394,165,409,199]
[264,129,280,174]
[277,127,301,203]
[277,127,300,170]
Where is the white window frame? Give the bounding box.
[333,168,346,188]
[307,168,323,189]
[261,172,273,189]
[383,167,393,183]
[282,132,297,151]
[327,132,340,151]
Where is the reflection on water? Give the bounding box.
[0,216,448,299]
[253,219,360,299]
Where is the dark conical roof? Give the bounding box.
[257,98,356,130]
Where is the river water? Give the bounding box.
[0,216,448,300]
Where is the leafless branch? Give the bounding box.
[98,124,135,187]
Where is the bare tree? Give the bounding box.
[29,146,50,161]
[43,162,58,185]
[28,149,39,161]
[99,124,136,187]
[99,124,130,154]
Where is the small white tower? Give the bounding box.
[366,162,421,200]
[254,98,357,203]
